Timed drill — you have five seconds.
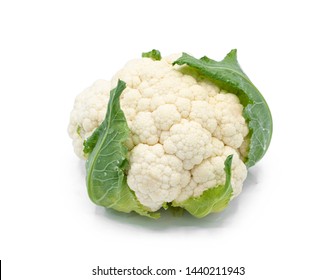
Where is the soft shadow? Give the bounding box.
[77,160,86,177]
[242,166,260,190]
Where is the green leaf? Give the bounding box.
[85,80,159,219]
[173,50,272,167]
[83,124,104,155]
[142,49,162,61]
[76,125,82,137]
[172,155,234,218]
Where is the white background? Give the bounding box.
[1,0,334,279]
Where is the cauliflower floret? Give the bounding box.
[150,94,177,111]
[213,93,249,149]
[120,88,141,111]
[131,112,158,145]
[211,137,225,156]
[127,144,191,211]
[189,100,217,133]
[175,97,191,118]
[162,120,213,170]
[175,146,247,202]
[190,84,209,101]
[152,104,181,131]
[176,179,197,202]
[239,136,250,162]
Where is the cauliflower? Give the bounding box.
[68,49,272,218]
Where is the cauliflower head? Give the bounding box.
[68,49,272,218]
